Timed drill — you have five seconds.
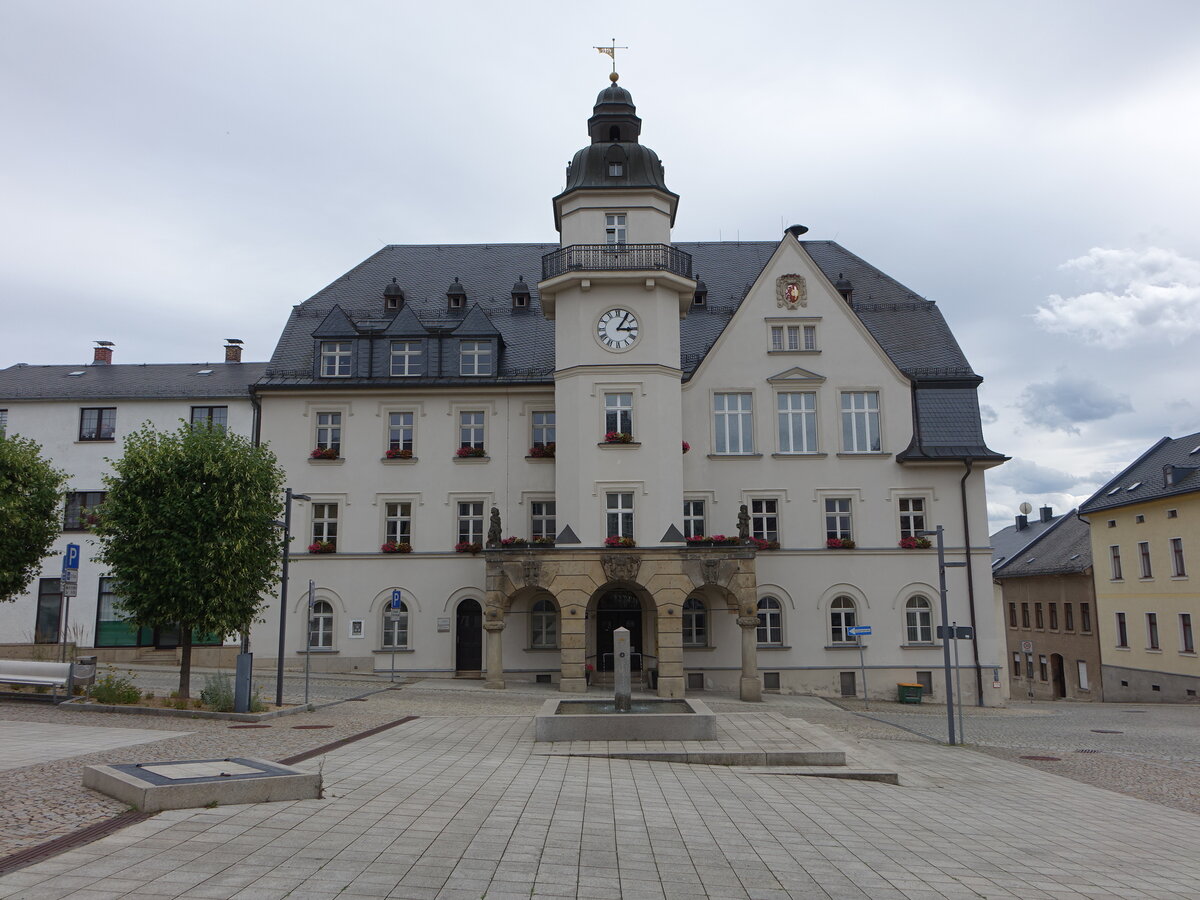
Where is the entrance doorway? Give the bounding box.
[595,590,643,672]
[1050,653,1067,698]
[154,625,181,650]
[34,579,63,644]
[455,599,483,672]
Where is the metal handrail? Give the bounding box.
[541,243,693,280]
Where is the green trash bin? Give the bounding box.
[897,683,923,704]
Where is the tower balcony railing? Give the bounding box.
[541,243,693,281]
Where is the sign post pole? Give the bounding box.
[304,580,315,706]
[953,620,965,743]
[847,624,872,708]
[60,544,80,663]
[387,589,404,683]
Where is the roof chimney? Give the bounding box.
[1039,505,1053,523]
[224,338,243,364]
[1015,514,1028,531]
[92,340,114,365]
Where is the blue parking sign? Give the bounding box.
[390,589,403,609]
[63,543,80,571]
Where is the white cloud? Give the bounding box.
[1033,247,1200,348]
[1015,370,1133,434]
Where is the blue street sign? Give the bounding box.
[847,625,872,636]
[63,543,80,571]
[390,589,403,609]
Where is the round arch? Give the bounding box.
[368,587,423,614]
[889,582,938,611]
[818,583,870,612]
[756,583,795,611]
[291,586,346,615]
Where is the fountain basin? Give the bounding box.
[535,697,717,742]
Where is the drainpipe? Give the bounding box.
[960,459,983,705]
[250,389,262,446]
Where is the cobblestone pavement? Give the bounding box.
[3,705,1200,898]
[94,664,393,705]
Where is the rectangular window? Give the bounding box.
[683,499,706,539]
[751,499,778,542]
[530,501,557,541]
[824,498,852,541]
[460,341,493,376]
[1116,612,1128,648]
[1080,602,1091,632]
[320,341,352,377]
[458,501,485,544]
[35,578,62,644]
[1049,602,1058,630]
[777,392,817,453]
[606,492,634,539]
[769,324,803,351]
[1025,653,1034,679]
[387,412,414,453]
[1008,602,1017,628]
[382,606,408,649]
[1077,660,1089,691]
[0,408,6,435]
[714,393,754,454]
[1182,613,1195,653]
[1139,541,1153,578]
[898,497,926,539]
[1011,651,1021,678]
[840,391,881,452]
[1039,655,1048,681]
[315,412,342,453]
[803,325,817,350]
[63,491,106,530]
[384,502,412,545]
[1147,613,1160,650]
[1171,538,1186,576]
[531,411,556,448]
[459,411,485,449]
[389,341,422,377]
[190,406,228,429]
[1021,603,1030,629]
[79,407,116,441]
[1035,603,1044,629]
[1064,602,1074,631]
[312,503,338,547]
[605,213,627,244]
[95,576,138,647]
[1109,545,1123,580]
[604,392,634,436]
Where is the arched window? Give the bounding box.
[382,600,409,649]
[905,595,933,643]
[682,597,707,647]
[309,600,333,649]
[830,596,856,644]
[530,597,558,649]
[757,596,782,646]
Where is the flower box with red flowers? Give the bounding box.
[455,446,486,458]
[898,536,932,549]
[682,441,691,454]
[308,541,336,554]
[826,537,856,549]
[603,536,636,548]
[749,537,781,550]
[687,534,739,546]
[310,447,339,460]
[529,443,556,458]
[530,537,556,547]
[500,536,528,547]
[603,431,633,444]
[381,541,412,553]
[454,541,482,554]
[385,448,413,460]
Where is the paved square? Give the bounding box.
[0,720,182,773]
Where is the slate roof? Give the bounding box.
[990,512,1064,570]
[1079,430,1200,514]
[0,362,268,400]
[992,510,1092,579]
[260,239,1003,462]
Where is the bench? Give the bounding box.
[0,659,74,700]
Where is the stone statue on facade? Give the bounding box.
[737,504,750,541]
[486,506,502,548]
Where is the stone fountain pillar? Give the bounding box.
[614,626,632,712]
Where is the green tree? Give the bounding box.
[0,434,69,603]
[93,422,284,697]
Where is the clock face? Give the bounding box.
[596,308,640,350]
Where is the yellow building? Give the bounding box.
[1079,431,1200,701]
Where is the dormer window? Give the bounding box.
[511,276,531,309]
[460,341,493,376]
[320,341,352,377]
[446,277,467,310]
[692,275,708,307]
[608,162,623,176]
[383,277,405,311]
[605,213,627,245]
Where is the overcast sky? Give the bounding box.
[3,0,1199,533]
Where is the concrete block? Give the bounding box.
[83,757,321,812]
[534,698,716,741]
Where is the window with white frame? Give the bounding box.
[1139,541,1153,578]
[309,600,334,649]
[605,213,627,244]
[825,498,853,541]
[315,412,342,454]
[802,325,817,350]
[606,492,634,539]
[459,411,485,449]
[389,341,422,377]
[458,501,484,544]
[1147,612,1160,650]
[604,392,633,436]
[384,502,412,545]
[382,601,409,648]
[1171,538,1187,576]
[531,411,555,448]
[770,324,800,351]
[1077,659,1089,690]
[840,391,881,452]
[320,342,352,377]
[898,497,926,538]
[750,499,778,542]
[460,341,493,376]
[905,595,933,643]
[387,412,414,453]
[713,393,754,454]
[312,503,338,548]
[530,500,556,541]
[682,597,707,647]
[777,392,817,453]
[757,596,782,645]
[683,499,706,539]
[830,596,857,644]
[530,598,558,649]
[1110,545,1123,580]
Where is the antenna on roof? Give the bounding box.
[95,340,114,347]
[1018,502,1032,515]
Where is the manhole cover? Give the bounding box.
[1019,755,1061,761]
[1076,749,1101,753]
[1091,729,1123,734]
[228,724,271,729]
[292,724,334,730]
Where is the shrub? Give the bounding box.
[200,673,235,712]
[91,669,141,705]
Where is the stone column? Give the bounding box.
[483,620,505,689]
[738,615,762,702]
[655,602,685,699]
[557,590,589,693]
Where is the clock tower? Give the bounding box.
[538,75,696,546]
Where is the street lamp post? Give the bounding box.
[918,525,958,746]
[276,489,310,708]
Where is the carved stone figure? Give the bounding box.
[775,274,807,309]
[737,504,750,541]
[522,559,543,588]
[486,506,502,548]
[701,558,720,585]
[601,553,641,584]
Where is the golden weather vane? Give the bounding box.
[595,38,628,79]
